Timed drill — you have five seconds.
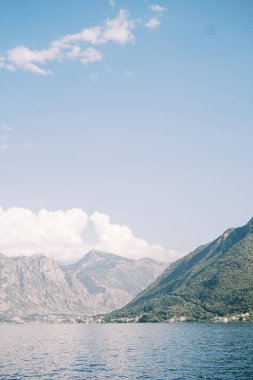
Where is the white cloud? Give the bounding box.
[66,9,134,45]
[64,27,103,45]
[0,207,182,263]
[66,45,81,60]
[108,0,115,6]
[146,5,166,30]
[79,48,103,64]
[150,5,167,12]
[103,9,134,44]
[7,45,57,75]
[145,18,161,29]
[90,211,181,262]
[0,10,134,75]
[0,207,88,262]
[0,57,15,72]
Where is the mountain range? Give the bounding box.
[1,218,252,323]
[0,250,166,320]
[106,218,253,322]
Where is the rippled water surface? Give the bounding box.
[0,323,252,379]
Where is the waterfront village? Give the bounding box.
[0,312,251,324]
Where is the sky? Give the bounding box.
[0,0,252,263]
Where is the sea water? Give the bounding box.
[0,323,252,379]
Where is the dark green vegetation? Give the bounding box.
[106,218,253,322]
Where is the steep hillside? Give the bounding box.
[107,218,253,322]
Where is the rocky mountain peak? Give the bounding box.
[0,250,166,320]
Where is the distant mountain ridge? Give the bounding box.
[63,250,166,312]
[107,218,253,322]
[0,250,166,320]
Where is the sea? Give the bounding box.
[0,323,252,379]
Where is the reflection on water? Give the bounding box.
[0,323,252,379]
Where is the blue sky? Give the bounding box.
[0,0,252,261]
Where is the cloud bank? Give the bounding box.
[0,9,134,75]
[0,207,182,263]
[0,208,88,262]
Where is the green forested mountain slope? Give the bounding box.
[107,218,253,321]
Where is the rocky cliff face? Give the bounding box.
[0,251,166,319]
[0,254,95,318]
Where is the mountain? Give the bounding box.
[62,250,167,312]
[0,250,166,320]
[106,218,253,322]
[0,254,95,319]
